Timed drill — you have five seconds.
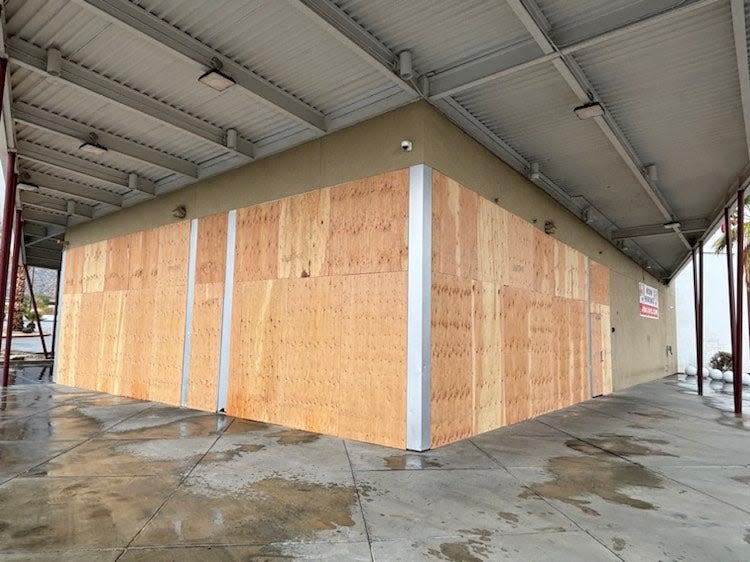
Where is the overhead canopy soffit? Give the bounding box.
[1,0,746,279]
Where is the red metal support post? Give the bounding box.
[0,153,18,342]
[726,207,737,382]
[698,241,705,396]
[735,188,745,414]
[1,210,22,386]
[51,268,61,359]
[24,264,49,358]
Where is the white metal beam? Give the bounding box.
[14,102,198,178]
[7,37,255,160]
[17,140,154,195]
[429,0,720,100]
[20,170,122,208]
[505,0,690,251]
[432,96,669,276]
[291,0,419,99]
[20,190,94,219]
[22,207,68,227]
[612,219,709,240]
[71,0,326,133]
[731,0,750,162]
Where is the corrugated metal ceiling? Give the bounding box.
[2,0,745,277]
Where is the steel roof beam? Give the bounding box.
[17,140,154,195]
[25,237,64,252]
[434,96,668,276]
[7,37,255,160]
[24,255,62,269]
[731,0,750,162]
[22,208,68,227]
[291,0,418,99]
[25,245,62,262]
[19,170,122,208]
[505,0,690,251]
[20,190,94,219]
[14,102,198,178]
[71,0,326,133]
[612,219,709,240]
[429,0,719,99]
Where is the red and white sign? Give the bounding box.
[639,282,659,319]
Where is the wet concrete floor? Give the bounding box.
[1,368,749,561]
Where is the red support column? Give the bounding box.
[726,208,737,388]
[1,210,22,386]
[0,153,18,341]
[735,188,745,414]
[24,264,49,358]
[51,268,60,358]
[698,241,704,396]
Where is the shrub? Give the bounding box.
[709,351,732,371]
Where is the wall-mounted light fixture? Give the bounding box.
[199,57,235,92]
[79,133,107,156]
[573,101,604,120]
[172,205,187,219]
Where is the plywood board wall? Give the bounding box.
[590,260,613,396]
[186,213,227,411]
[431,171,609,447]
[227,170,409,448]
[58,222,189,407]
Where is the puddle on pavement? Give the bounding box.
[567,434,676,457]
[612,536,626,551]
[138,476,358,545]
[267,429,320,445]
[427,528,493,562]
[630,412,676,420]
[521,437,664,515]
[497,511,519,524]
[384,454,442,470]
[731,475,750,485]
[203,443,265,462]
[224,419,270,434]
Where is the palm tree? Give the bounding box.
[713,195,750,351]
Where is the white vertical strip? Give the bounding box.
[180,218,199,407]
[51,250,67,383]
[406,164,432,451]
[216,209,237,412]
[586,257,594,397]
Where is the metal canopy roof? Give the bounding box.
[1,0,746,279]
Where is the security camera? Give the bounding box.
[400,140,413,152]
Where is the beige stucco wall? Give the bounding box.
[65,101,677,390]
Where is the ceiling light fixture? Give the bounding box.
[573,101,604,120]
[79,132,108,156]
[199,57,235,92]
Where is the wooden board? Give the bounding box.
[324,170,408,276]
[554,240,587,300]
[476,197,506,285]
[472,281,503,434]
[590,260,610,306]
[432,171,478,279]
[235,201,281,283]
[431,273,474,447]
[591,303,613,396]
[186,213,228,412]
[505,212,536,292]
[277,189,331,279]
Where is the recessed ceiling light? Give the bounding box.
[79,133,107,156]
[574,101,604,120]
[199,68,235,92]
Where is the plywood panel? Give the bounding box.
[278,190,330,279]
[501,286,532,425]
[280,276,342,434]
[476,197,506,285]
[554,241,586,300]
[104,236,129,292]
[591,303,612,396]
[473,281,503,434]
[82,240,106,293]
[63,246,84,295]
[534,229,554,296]
[432,172,478,278]
[324,170,408,276]
[187,282,224,411]
[338,272,407,448]
[431,273,474,447]
[56,292,81,386]
[195,213,228,285]
[590,260,610,306]
[235,202,280,282]
[228,279,287,424]
[157,222,190,286]
[505,212,535,292]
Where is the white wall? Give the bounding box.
[675,230,749,372]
